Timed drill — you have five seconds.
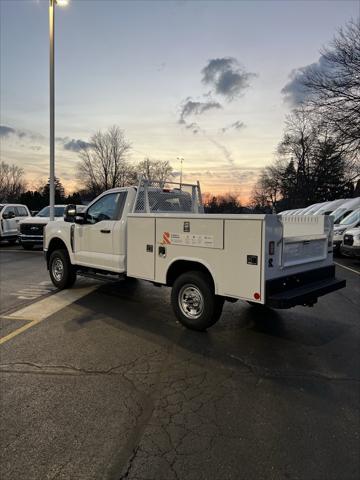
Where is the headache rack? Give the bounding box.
[133,177,203,214]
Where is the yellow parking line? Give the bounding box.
[0,286,97,346]
[334,262,360,276]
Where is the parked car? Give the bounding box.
[0,204,31,244]
[333,208,360,254]
[341,227,360,258]
[331,197,360,225]
[19,205,66,250]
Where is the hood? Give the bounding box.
[344,227,360,236]
[20,216,64,225]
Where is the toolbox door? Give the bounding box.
[127,217,155,280]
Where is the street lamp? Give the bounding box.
[177,157,184,189]
[49,0,68,220]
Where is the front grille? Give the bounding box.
[343,235,353,246]
[20,223,44,235]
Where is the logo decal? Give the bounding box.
[162,231,171,245]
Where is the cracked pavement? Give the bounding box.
[0,248,359,479]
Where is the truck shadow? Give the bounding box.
[71,279,356,384]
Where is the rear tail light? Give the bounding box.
[269,241,275,255]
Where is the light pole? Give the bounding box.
[177,157,184,189]
[49,0,68,220]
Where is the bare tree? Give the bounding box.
[299,20,360,155]
[137,158,174,186]
[0,161,26,201]
[77,126,134,196]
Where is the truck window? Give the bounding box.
[86,192,126,224]
[15,206,28,216]
[4,206,16,216]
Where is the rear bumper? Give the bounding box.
[266,265,346,309]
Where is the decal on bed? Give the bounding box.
[161,232,214,248]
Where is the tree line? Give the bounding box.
[251,20,360,211]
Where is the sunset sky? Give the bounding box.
[0,0,358,201]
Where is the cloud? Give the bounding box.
[0,125,43,141]
[281,55,332,106]
[179,98,222,124]
[222,120,245,133]
[0,125,16,137]
[62,138,92,152]
[201,57,257,100]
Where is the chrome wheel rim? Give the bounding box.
[52,257,64,282]
[179,284,204,320]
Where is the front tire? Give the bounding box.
[171,271,224,331]
[49,249,76,289]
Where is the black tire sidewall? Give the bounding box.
[49,249,75,289]
[171,271,222,331]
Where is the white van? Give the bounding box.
[0,204,31,244]
[333,208,360,253]
[304,202,330,215]
[331,197,360,225]
[314,199,349,216]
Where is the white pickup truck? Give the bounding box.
[44,180,345,331]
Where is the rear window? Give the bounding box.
[135,191,193,212]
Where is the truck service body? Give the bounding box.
[44,181,345,331]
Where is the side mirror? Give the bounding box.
[3,211,15,220]
[64,204,77,222]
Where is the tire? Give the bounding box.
[171,271,224,331]
[22,243,34,250]
[8,238,17,245]
[49,249,77,289]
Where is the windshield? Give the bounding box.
[36,206,65,217]
[339,209,360,226]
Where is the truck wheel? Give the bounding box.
[171,271,224,331]
[8,238,17,245]
[49,249,76,289]
[22,243,34,250]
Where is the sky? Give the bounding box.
[0,0,359,201]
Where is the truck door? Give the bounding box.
[2,206,18,236]
[74,192,126,271]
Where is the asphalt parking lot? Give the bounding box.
[0,243,359,480]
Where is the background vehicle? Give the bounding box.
[333,208,360,254]
[304,202,330,215]
[0,204,30,244]
[44,180,345,331]
[341,227,360,258]
[19,205,66,250]
[331,197,360,225]
[314,199,348,216]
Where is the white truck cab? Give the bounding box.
[44,180,346,331]
[0,204,30,244]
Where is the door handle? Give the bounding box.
[100,229,111,234]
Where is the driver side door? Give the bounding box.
[2,206,18,237]
[74,192,125,271]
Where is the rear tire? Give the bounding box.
[8,238,17,245]
[22,243,34,250]
[171,271,224,331]
[49,249,76,289]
